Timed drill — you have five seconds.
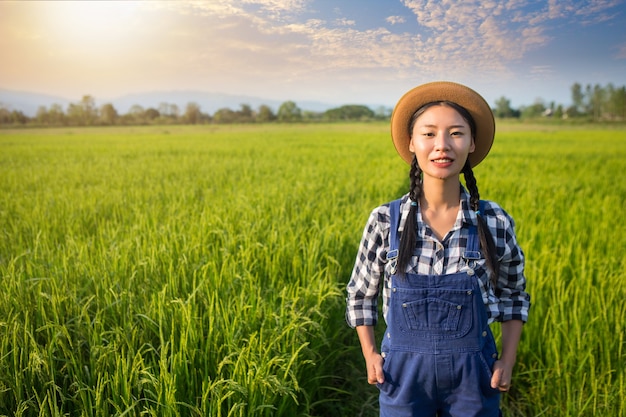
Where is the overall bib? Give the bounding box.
[378,199,501,417]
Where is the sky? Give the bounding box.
[1,0,625,109]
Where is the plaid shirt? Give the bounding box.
[346,190,530,328]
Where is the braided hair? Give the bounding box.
[396,102,499,285]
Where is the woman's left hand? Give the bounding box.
[491,359,513,392]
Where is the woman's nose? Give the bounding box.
[433,133,451,150]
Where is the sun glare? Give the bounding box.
[42,1,144,48]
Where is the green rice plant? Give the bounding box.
[0,123,625,416]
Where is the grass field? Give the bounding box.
[1,122,625,416]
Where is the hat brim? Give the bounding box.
[390,81,495,167]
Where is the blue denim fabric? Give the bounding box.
[378,199,501,417]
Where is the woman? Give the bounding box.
[346,81,530,416]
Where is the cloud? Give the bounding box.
[396,0,624,81]
[145,0,623,91]
[529,65,555,81]
[335,18,356,26]
[2,0,622,101]
[386,16,406,25]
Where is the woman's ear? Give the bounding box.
[408,136,415,154]
[469,137,476,153]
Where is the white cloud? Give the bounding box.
[386,16,406,25]
[530,65,555,80]
[161,0,622,78]
[335,18,356,26]
[2,0,622,102]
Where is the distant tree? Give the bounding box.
[554,104,564,119]
[100,103,118,125]
[170,104,180,120]
[66,95,98,125]
[302,110,323,122]
[184,102,202,124]
[80,95,97,125]
[520,98,546,119]
[571,82,584,114]
[277,101,302,122]
[127,105,145,124]
[256,104,276,122]
[0,105,10,124]
[591,84,605,121]
[11,110,28,124]
[494,96,517,118]
[324,105,375,121]
[236,104,254,123]
[144,108,160,121]
[568,82,625,121]
[158,102,180,122]
[36,106,49,125]
[49,104,65,125]
[612,86,626,120]
[67,103,82,125]
[564,105,579,118]
[213,107,236,124]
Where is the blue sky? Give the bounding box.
[1,0,625,109]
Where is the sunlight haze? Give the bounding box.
[1,0,625,109]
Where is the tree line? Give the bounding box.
[493,82,625,121]
[0,96,387,127]
[1,82,624,127]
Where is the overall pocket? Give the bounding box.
[394,288,474,339]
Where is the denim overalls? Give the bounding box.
[378,199,501,417]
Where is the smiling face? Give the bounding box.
[409,103,476,181]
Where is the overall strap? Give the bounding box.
[387,198,402,260]
[463,199,485,260]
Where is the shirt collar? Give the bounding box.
[396,186,478,232]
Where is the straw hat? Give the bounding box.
[390,81,495,167]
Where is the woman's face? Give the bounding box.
[409,104,475,181]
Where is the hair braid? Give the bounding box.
[462,160,499,285]
[397,155,422,275]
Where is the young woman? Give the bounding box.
[346,81,530,416]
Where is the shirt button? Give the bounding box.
[467,269,475,276]
[482,331,488,337]
[467,290,473,295]
[381,352,387,358]
[457,305,462,310]
[387,333,391,339]
[492,353,498,359]
[402,303,407,308]
[392,287,397,293]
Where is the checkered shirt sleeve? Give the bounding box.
[345,205,390,328]
[481,200,530,323]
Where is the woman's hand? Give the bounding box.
[364,351,385,385]
[492,319,524,392]
[356,325,385,384]
[491,359,513,391]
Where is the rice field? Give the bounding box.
[0,122,625,416]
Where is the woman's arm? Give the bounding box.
[356,325,385,385]
[491,319,523,391]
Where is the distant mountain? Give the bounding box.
[0,89,72,117]
[0,88,348,117]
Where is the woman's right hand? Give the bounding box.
[356,325,385,384]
